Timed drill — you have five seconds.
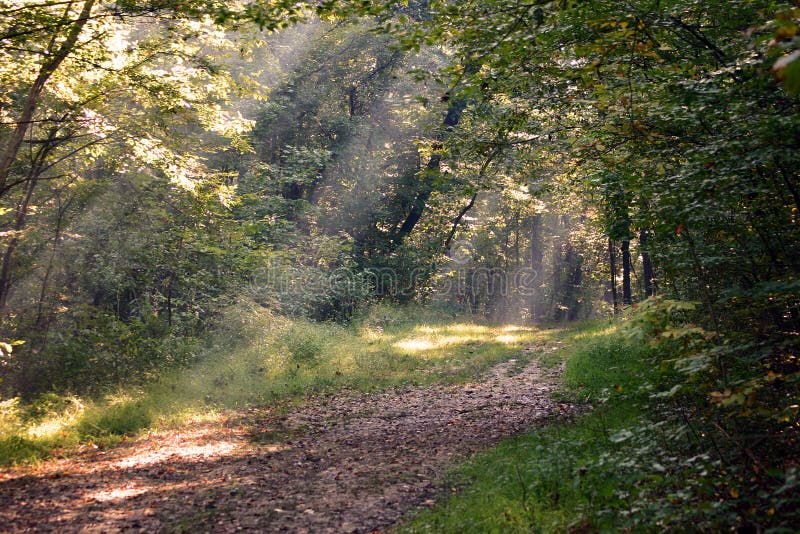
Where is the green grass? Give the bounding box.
[399,320,662,533]
[399,316,800,532]
[0,302,557,466]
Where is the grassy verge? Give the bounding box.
[399,319,799,533]
[398,320,651,533]
[0,302,558,466]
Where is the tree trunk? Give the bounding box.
[0,0,95,195]
[443,193,477,252]
[347,85,358,118]
[609,238,619,314]
[622,239,632,305]
[529,214,543,323]
[396,97,466,240]
[640,228,655,297]
[0,178,38,311]
[35,195,71,327]
[566,246,584,321]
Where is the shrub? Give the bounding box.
[282,321,329,366]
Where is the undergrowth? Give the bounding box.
[0,301,553,466]
[401,314,800,533]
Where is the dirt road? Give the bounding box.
[0,354,570,533]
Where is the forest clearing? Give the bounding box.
[1,0,799,531]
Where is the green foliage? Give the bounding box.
[563,329,650,398]
[0,435,50,466]
[77,401,153,441]
[404,320,800,533]
[0,303,548,466]
[7,310,200,397]
[282,321,330,366]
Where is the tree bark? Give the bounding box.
[0,178,38,311]
[529,214,543,322]
[609,238,619,314]
[622,239,632,305]
[443,193,477,251]
[35,194,72,327]
[396,98,466,240]
[0,126,60,312]
[0,0,95,195]
[640,228,655,297]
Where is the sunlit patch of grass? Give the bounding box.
[562,318,618,342]
[0,303,558,466]
[399,320,662,534]
[0,396,84,465]
[440,323,491,334]
[25,396,85,438]
[394,324,537,354]
[494,334,519,344]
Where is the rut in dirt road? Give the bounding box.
[0,352,574,533]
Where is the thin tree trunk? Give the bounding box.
[776,162,800,213]
[443,193,477,251]
[0,178,38,311]
[35,195,71,326]
[0,128,58,312]
[396,98,466,240]
[530,214,543,323]
[547,237,561,320]
[513,210,520,268]
[682,228,726,383]
[641,228,655,297]
[165,229,186,328]
[622,239,632,305]
[566,246,584,321]
[609,238,618,314]
[0,0,95,194]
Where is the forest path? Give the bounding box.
[0,348,572,533]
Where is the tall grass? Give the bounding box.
[0,302,552,466]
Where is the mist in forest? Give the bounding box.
[1,3,798,532]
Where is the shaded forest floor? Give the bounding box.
[0,343,572,533]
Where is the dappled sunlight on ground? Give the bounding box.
[112,439,241,470]
[0,314,574,532]
[359,325,386,341]
[392,323,539,355]
[0,343,570,533]
[394,338,439,352]
[1,414,298,530]
[165,409,225,426]
[394,335,481,353]
[0,317,562,474]
[500,325,532,333]
[13,398,86,440]
[27,413,82,439]
[431,323,491,334]
[89,485,149,503]
[567,321,618,341]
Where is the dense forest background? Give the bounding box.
[1,0,799,530]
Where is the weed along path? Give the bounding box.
[0,350,571,533]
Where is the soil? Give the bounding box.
[0,349,574,533]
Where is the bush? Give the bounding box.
[4,308,201,399]
[78,401,153,439]
[352,302,461,332]
[0,435,49,466]
[281,321,330,366]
